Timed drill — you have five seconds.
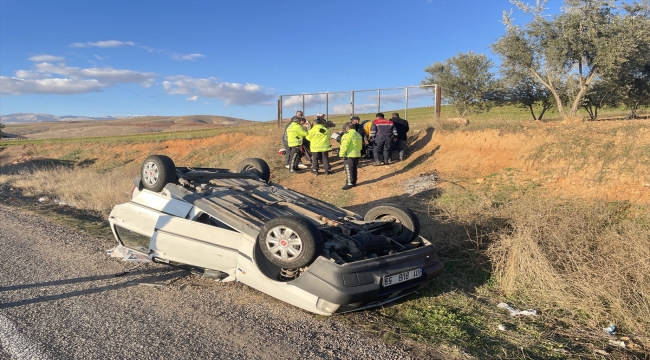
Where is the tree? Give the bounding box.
[0,120,4,137]
[492,0,650,119]
[422,51,497,118]
[500,67,555,120]
[580,78,619,120]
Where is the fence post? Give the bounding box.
[351,91,354,118]
[326,93,329,119]
[405,87,409,120]
[278,97,281,127]
[435,85,442,120]
[377,89,381,113]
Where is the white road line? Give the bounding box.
[0,312,49,360]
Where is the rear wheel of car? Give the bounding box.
[259,216,324,269]
[141,155,176,192]
[364,204,420,244]
[237,158,271,182]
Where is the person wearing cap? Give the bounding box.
[283,111,307,169]
[286,115,309,173]
[342,116,361,134]
[390,112,409,161]
[339,122,363,190]
[307,114,332,175]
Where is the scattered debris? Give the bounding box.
[497,324,506,331]
[404,174,438,196]
[594,349,609,356]
[497,302,538,316]
[106,245,150,262]
[608,339,626,348]
[38,196,49,203]
[603,324,616,335]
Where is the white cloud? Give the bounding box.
[1,62,158,95]
[93,54,108,60]
[69,40,136,48]
[186,95,199,101]
[162,76,275,106]
[171,53,205,61]
[0,76,104,95]
[28,55,65,63]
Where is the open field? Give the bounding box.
[1,107,649,359]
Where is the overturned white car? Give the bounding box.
[108,155,443,315]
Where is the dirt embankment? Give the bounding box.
[1,120,649,206]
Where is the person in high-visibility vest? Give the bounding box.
[339,122,363,190]
[286,116,308,173]
[306,114,332,175]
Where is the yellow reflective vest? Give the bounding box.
[286,122,308,147]
[339,129,362,158]
[306,124,332,152]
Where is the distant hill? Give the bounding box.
[0,113,259,140]
[0,113,136,124]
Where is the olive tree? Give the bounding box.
[501,67,555,120]
[421,51,497,118]
[493,0,650,119]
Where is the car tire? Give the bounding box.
[237,158,271,183]
[364,204,421,244]
[140,155,177,192]
[258,216,324,269]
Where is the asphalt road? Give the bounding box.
[0,204,412,360]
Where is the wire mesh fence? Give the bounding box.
[278,85,440,126]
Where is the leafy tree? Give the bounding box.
[500,68,555,120]
[422,51,497,118]
[581,78,619,120]
[492,0,650,119]
[0,120,4,137]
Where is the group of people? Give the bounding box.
[282,110,409,190]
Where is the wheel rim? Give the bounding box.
[265,226,304,262]
[142,161,159,186]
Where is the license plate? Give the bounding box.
[383,268,422,287]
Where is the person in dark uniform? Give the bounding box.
[390,112,409,161]
[369,113,398,165]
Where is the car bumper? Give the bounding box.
[289,239,443,313]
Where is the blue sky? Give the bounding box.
[0,0,563,121]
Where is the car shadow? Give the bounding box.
[0,266,187,310]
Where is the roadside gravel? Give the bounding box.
[0,203,414,360]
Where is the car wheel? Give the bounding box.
[364,204,421,244]
[259,216,324,269]
[237,158,271,182]
[141,155,177,192]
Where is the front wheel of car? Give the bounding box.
[364,204,420,244]
[140,155,176,192]
[258,216,324,269]
[237,158,271,182]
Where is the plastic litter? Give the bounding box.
[106,245,150,262]
[497,324,506,331]
[603,324,616,335]
[497,302,538,316]
[594,349,609,355]
[38,196,49,203]
[608,339,626,348]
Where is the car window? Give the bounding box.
[115,225,150,253]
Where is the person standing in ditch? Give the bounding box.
[369,113,398,165]
[307,114,332,175]
[283,111,306,169]
[339,122,362,190]
[286,116,308,173]
[390,112,409,161]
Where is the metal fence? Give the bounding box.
[277,85,440,126]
